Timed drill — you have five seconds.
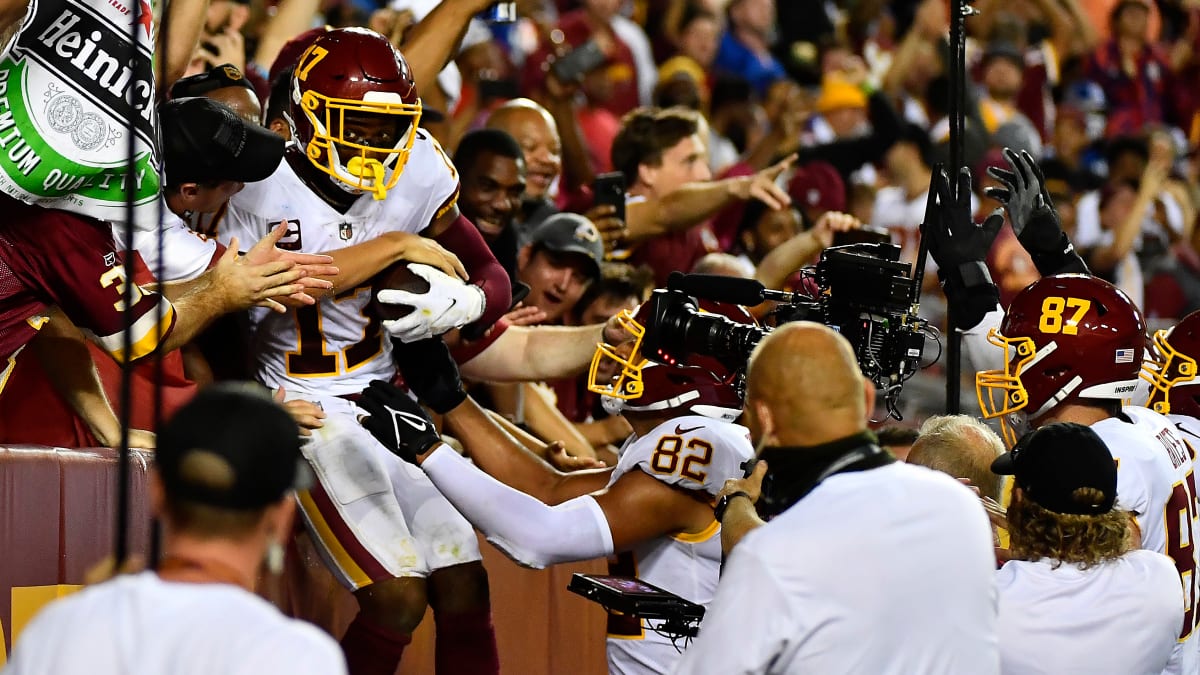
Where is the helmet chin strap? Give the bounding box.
[611,390,742,423]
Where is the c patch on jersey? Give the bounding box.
[270,219,303,250]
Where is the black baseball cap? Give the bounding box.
[157,383,311,510]
[982,41,1024,69]
[169,63,256,99]
[991,423,1117,515]
[528,212,605,279]
[160,97,283,186]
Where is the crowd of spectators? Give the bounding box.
[10,0,1200,672]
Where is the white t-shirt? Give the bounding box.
[673,462,999,675]
[995,551,1183,675]
[4,571,346,674]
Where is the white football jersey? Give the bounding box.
[214,132,459,396]
[995,550,1183,675]
[1094,407,1199,675]
[603,415,754,675]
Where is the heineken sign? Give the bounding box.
[0,0,160,228]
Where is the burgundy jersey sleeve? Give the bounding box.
[0,202,175,363]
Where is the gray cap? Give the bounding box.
[528,212,605,279]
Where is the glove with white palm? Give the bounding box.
[377,263,486,342]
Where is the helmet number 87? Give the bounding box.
[1038,296,1091,335]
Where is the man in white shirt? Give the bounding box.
[992,422,1183,675]
[675,322,999,674]
[5,383,346,675]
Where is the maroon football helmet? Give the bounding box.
[288,28,422,200]
[976,274,1146,444]
[1144,310,1200,418]
[588,299,754,422]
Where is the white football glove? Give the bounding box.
[377,263,486,342]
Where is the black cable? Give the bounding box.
[149,0,171,569]
[114,0,142,565]
[944,0,974,415]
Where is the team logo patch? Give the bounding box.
[103,251,117,267]
[1115,348,1136,364]
[574,221,599,242]
[270,219,302,251]
[339,222,353,241]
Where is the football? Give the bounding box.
[369,262,430,322]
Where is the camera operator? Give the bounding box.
[674,322,999,674]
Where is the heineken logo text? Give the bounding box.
[0,70,41,176]
[24,5,155,143]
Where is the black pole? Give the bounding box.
[115,0,145,565]
[944,0,972,414]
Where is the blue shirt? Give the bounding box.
[713,32,787,96]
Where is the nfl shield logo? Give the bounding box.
[339,223,353,241]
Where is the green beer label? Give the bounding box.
[0,0,160,228]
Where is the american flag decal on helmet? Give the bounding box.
[1115,348,1135,364]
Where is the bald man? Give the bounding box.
[486,99,564,235]
[908,415,1005,502]
[676,323,1000,675]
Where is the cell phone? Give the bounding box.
[510,281,531,309]
[593,172,626,223]
[832,227,891,247]
[568,573,705,633]
[551,40,607,84]
[477,1,517,23]
[478,78,520,102]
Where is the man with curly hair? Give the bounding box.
[993,422,1184,674]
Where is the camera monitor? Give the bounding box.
[568,574,705,639]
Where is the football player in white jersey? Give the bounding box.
[972,276,1199,674]
[355,298,759,675]
[924,159,1200,673]
[211,28,512,675]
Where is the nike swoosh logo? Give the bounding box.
[392,409,428,432]
[675,424,704,435]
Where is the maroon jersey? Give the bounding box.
[0,197,174,366]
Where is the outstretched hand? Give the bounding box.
[927,166,1003,273]
[358,380,443,464]
[213,237,305,314]
[734,154,796,210]
[243,222,339,308]
[927,167,1003,329]
[984,148,1086,275]
[545,441,607,472]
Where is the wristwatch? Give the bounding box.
[714,491,752,522]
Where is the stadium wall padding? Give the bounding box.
[0,445,608,674]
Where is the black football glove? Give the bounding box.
[927,166,1003,330]
[391,337,467,414]
[358,380,442,464]
[985,148,1088,275]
